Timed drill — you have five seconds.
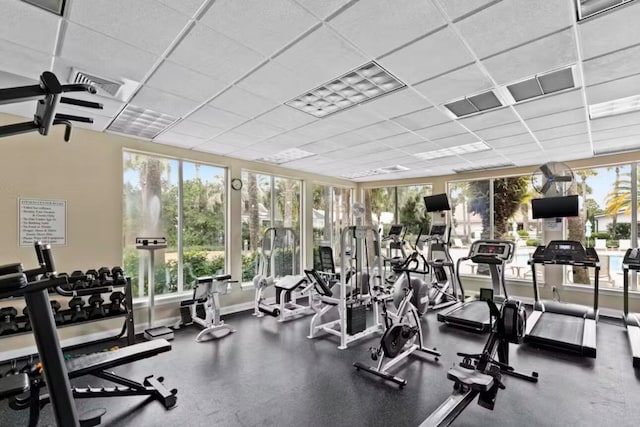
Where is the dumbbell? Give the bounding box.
[88,295,105,319]
[69,297,88,323]
[22,306,31,331]
[97,267,113,285]
[85,269,101,287]
[111,266,127,286]
[70,270,89,290]
[109,292,126,315]
[0,307,18,335]
[57,272,72,291]
[50,300,64,325]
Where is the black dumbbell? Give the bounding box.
[0,307,18,335]
[88,295,105,319]
[109,292,126,315]
[70,270,89,290]
[111,267,126,286]
[97,267,113,285]
[50,300,64,325]
[57,272,72,291]
[69,297,88,323]
[85,269,101,287]
[22,306,31,331]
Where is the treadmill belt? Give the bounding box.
[454,302,489,323]
[530,312,583,346]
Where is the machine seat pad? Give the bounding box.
[276,275,307,291]
[446,366,494,392]
[0,272,28,293]
[329,284,352,299]
[0,373,29,398]
[66,340,171,378]
[214,274,232,281]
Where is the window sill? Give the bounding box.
[132,291,191,309]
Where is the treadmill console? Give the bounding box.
[468,240,515,264]
[430,224,447,237]
[532,240,599,265]
[623,248,640,270]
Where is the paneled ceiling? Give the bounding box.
[0,0,639,181]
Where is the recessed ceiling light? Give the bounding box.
[506,66,575,103]
[107,104,177,139]
[21,0,65,15]
[258,148,315,164]
[378,165,409,173]
[414,142,491,160]
[453,163,515,173]
[577,0,634,20]
[285,61,405,118]
[444,90,503,118]
[588,94,640,119]
[593,143,640,156]
[341,169,385,179]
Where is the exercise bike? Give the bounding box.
[354,250,440,388]
[420,290,539,426]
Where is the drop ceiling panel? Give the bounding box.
[329,0,446,58]
[209,130,257,148]
[260,131,313,150]
[155,0,206,16]
[188,105,247,129]
[130,86,200,117]
[154,131,207,148]
[273,26,368,88]
[254,106,316,131]
[513,89,584,119]
[360,88,431,119]
[474,121,530,141]
[391,107,450,130]
[415,121,468,140]
[169,23,265,81]
[294,116,354,140]
[437,0,497,21]
[545,145,592,159]
[378,132,424,148]
[354,120,407,140]
[200,0,317,56]
[379,27,474,84]
[524,108,586,131]
[293,0,351,19]
[167,119,224,139]
[586,73,640,105]
[579,0,640,60]
[455,0,574,58]
[590,111,640,131]
[400,140,441,154]
[232,120,285,140]
[582,45,640,86]
[457,107,520,131]
[534,122,588,141]
[483,29,577,85]
[236,60,322,103]
[0,102,39,120]
[497,143,541,155]
[331,106,381,128]
[413,63,493,105]
[459,149,502,161]
[432,132,480,148]
[539,133,589,148]
[0,40,52,80]
[0,0,60,55]
[61,23,159,81]
[592,135,640,154]
[300,139,346,154]
[69,0,189,55]
[486,132,537,149]
[146,61,228,103]
[193,140,237,155]
[592,124,640,142]
[208,86,277,118]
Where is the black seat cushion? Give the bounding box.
[446,366,494,392]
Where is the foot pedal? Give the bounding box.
[144,326,174,341]
[79,408,106,427]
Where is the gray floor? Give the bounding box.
[1,308,639,427]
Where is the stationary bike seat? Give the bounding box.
[446,366,494,392]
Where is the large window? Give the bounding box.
[123,152,226,297]
[312,184,353,267]
[241,171,301,282]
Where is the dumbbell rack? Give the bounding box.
[0,277,136,347]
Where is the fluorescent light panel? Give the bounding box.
[259,148,315,164]
[285,61,405,118]
[577,0,635,20]
[341,165,409,179]
[414,142,491,160]
[589,94,640,119]
[108,104,177,139]
[22,0,65,15]
[453,163,515,173]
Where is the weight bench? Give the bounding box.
[13,339,176,426]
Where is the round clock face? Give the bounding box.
[231,178,243,191]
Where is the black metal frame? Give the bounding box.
[622,248,640,368]
[0,71,103,142]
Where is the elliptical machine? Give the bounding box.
[353,250,440,388]
[423,194,461,310]
[420,290,538,426]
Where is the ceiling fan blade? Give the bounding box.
[540,164,552,178]
[541,180,552,194]
[555,176,573,182]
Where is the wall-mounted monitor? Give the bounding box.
[424,193,450,212]
[531,195,579,219]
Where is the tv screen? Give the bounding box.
[531,195,579,219]
[424,193,450,212]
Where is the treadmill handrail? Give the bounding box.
[529,258,599,268]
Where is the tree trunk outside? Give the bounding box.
[323,186,331,242]
[248,173,260,251]
[283,180,293,228]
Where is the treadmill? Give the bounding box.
[622,248,640,368]
[524,240,599,357]
[437,240,515,332]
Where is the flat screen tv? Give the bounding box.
[424,193,450,212]
[531,195,579,219]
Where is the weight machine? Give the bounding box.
[0,71,103,142]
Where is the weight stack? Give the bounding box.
[347,303,366,335]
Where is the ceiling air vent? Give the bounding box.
[21,0,65,16]
[444,90,502,118]
[577,0,637,21]
[507,67,575,103]
[70,69,138,101]
[378,165,409,173]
